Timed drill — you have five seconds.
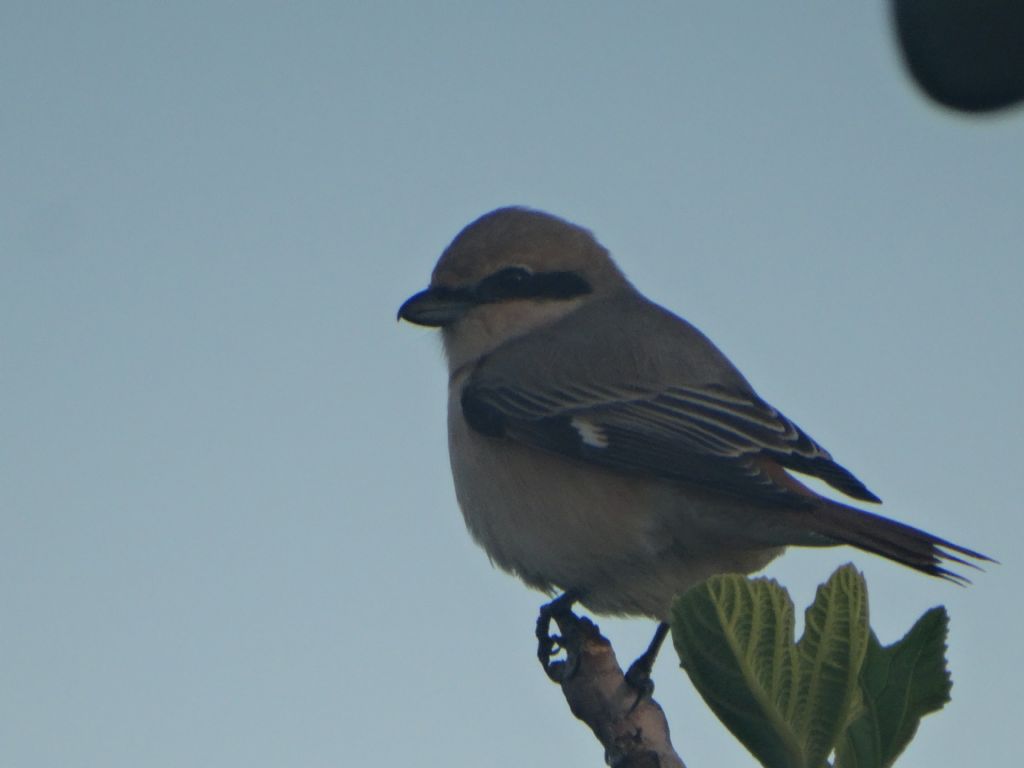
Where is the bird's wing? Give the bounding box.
[461,295,879,507]
[461,378,878,507]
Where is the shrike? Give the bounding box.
[399,207,987,624]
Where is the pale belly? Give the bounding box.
[446,386,783,619]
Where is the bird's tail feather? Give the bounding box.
[808,502,993,584]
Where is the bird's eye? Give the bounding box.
[477,266,535,299]
[493,267,532,288]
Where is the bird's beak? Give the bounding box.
[397,286,476,327]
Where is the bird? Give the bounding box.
[398,206,989,651]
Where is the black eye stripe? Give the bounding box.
[487,266,533,293]
[475,268,592,302]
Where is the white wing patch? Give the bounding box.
[570,416,609,448]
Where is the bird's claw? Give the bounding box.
[535,592,580,682]
[624,656,657,710]
[623,621,670,710]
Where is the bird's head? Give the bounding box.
[399,207,631,369]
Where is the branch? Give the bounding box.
[539,607,685,768]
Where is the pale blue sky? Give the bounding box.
[3,3,1021,767]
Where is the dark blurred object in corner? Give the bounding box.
[893,0,1024,113]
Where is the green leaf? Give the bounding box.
[835,607,952,768]
[671,575,803,768]
[794,565,870,768]
[671,565,870,768]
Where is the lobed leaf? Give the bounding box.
[671,565,873,768]
[835,607,952,768]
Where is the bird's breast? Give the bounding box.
[447,379,660,580]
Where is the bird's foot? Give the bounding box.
[535,591,581,682]
[624,622,670,709]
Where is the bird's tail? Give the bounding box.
[807,501,993,584]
